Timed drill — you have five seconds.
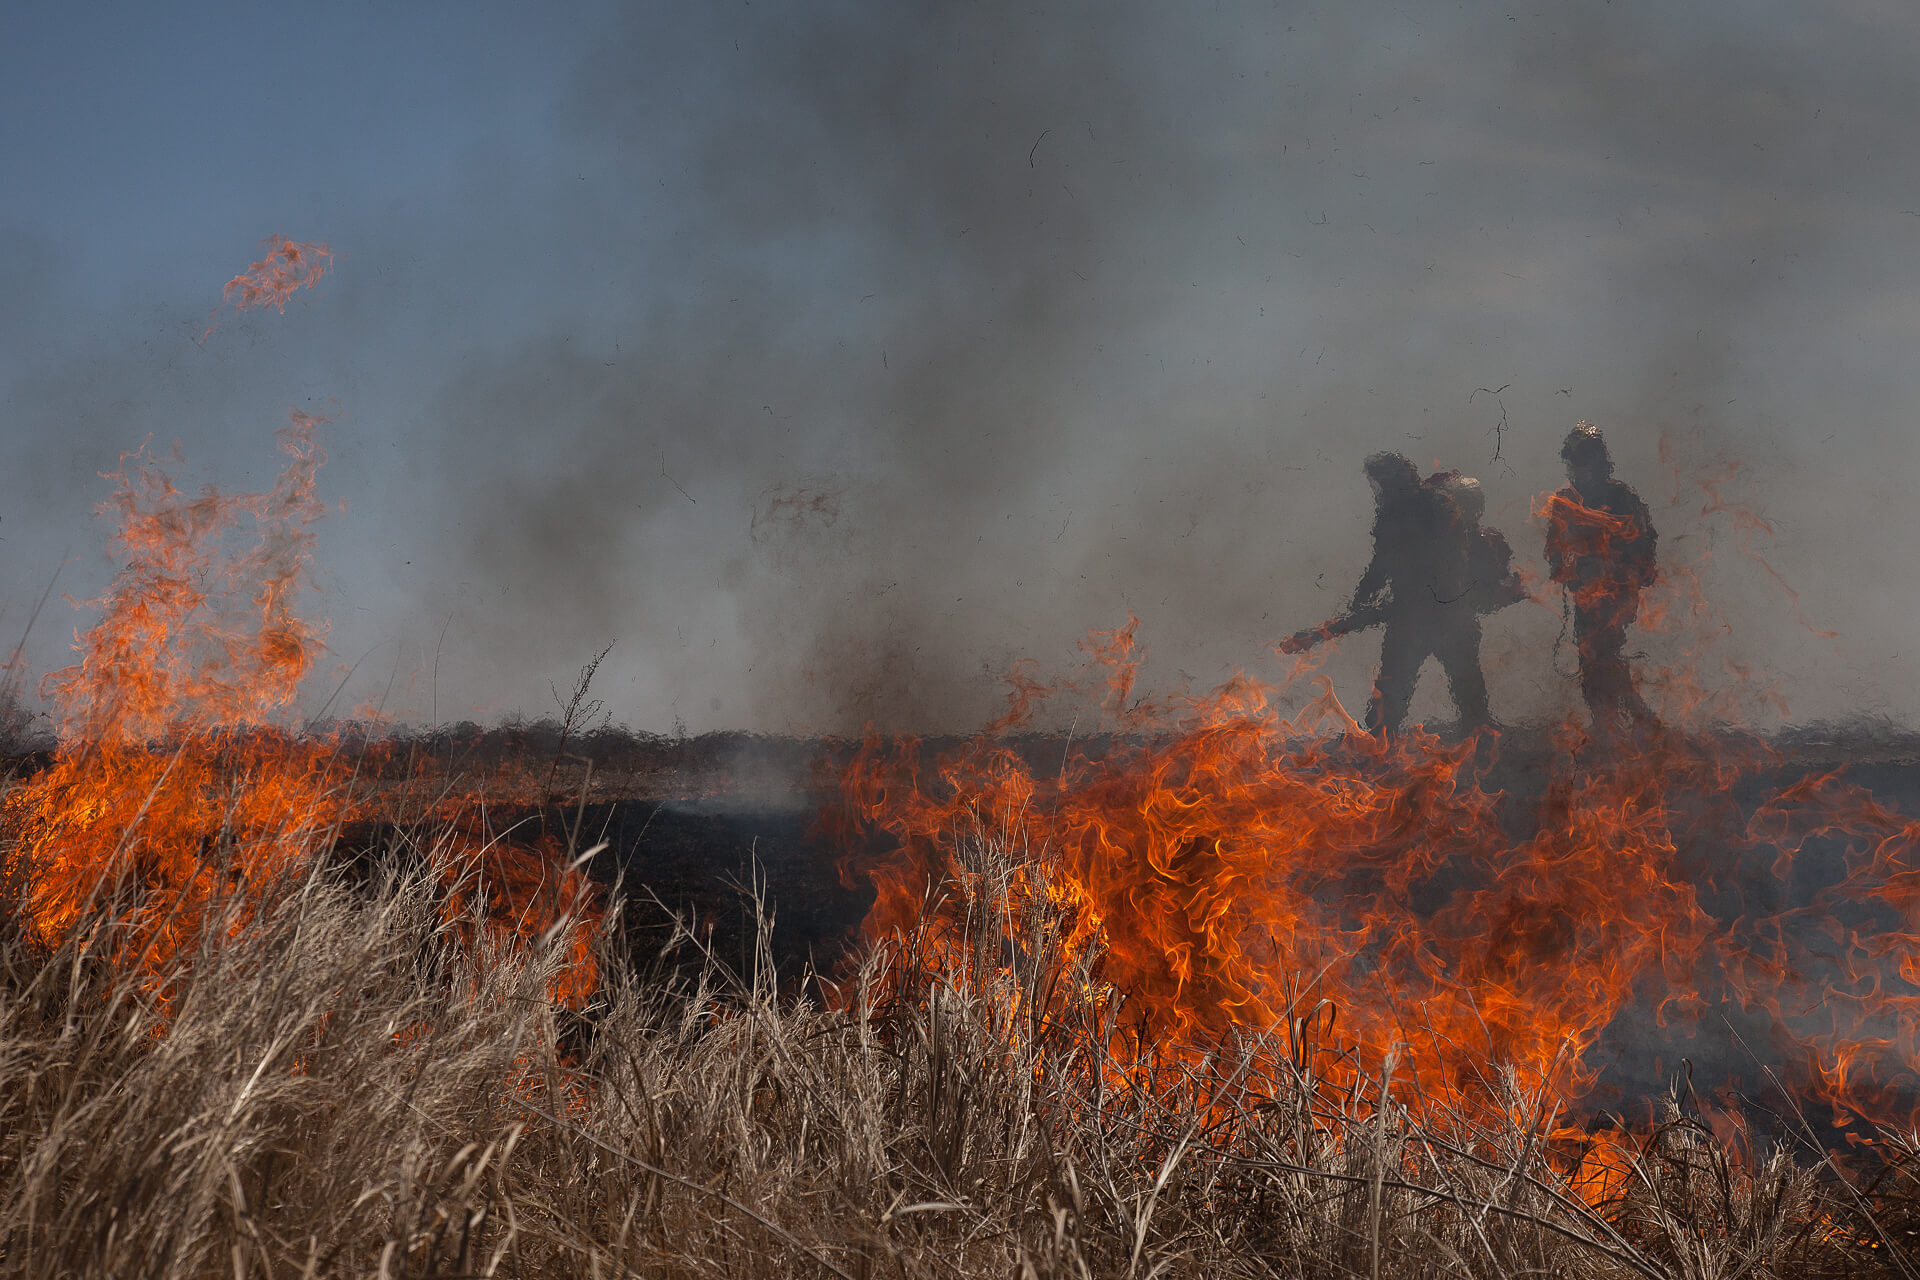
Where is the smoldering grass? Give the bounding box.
[0,801,1912,1278]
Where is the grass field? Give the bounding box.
[4,778,1918,1280]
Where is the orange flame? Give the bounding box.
[834,603,1920,1170]
[2,412,599,1013]
[48,414,330,745]
[6,415,335,971]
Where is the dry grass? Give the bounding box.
[1,803,1914,1279]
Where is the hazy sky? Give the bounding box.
[5,0,1920,735]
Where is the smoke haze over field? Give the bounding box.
[5,1,1920,734]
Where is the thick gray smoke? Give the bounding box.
[4,1,1919,734]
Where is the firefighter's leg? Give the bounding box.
[1614,594,1656,727]
[1436,617,1491,730]
[1575,602,1644,731]
[1367,618,1426,737]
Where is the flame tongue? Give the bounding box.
[47,414,330,746]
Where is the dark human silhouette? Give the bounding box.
[1427,471,1527,730]
[1541,422,1658,733]
[1283,452,1483,736]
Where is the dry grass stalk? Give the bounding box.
[0,803,1912,1279]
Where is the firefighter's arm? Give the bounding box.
[1351,546,1389,611]
[1628,496,1659,586]
[1278,622,1334,654]
[1279,601,1387,653]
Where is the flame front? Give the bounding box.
[835,619,1920,1157]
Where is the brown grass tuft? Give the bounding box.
[1,807,1913,1278]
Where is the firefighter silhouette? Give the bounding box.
[1428,470,1527,729]
[1284,453,1497,736]
[1541,422,1658,733]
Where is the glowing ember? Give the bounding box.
[201,236,334,338]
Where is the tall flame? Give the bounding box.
[49,413,330,744]
[5,414,339,977]
[3,412,600,1011]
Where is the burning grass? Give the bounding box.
[13,241,1920,1275]
[831,618,1920,1146]
[5,805,1920,1279]
[10,422,1920,1272]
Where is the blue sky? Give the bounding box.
[5,5,572,297]
[5,1,1920,734]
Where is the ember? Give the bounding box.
[203,235,334,336]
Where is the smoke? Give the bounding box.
[5,1,1920,733]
